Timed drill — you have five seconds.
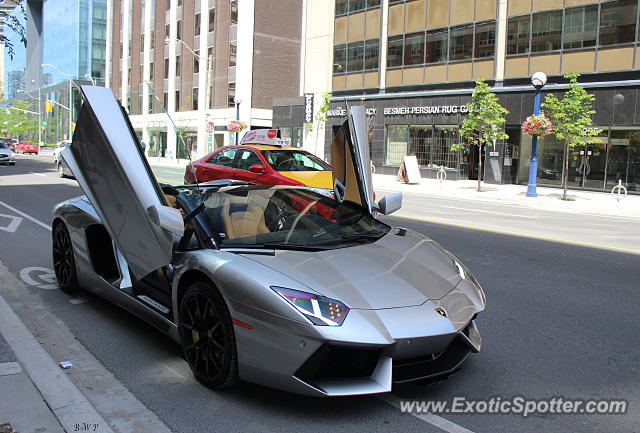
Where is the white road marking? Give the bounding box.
[440,205,538,219]
[379,394,475,433]
[29,171,47,177]
[70,296,93,305]
[0,213,23,233]
[19,267,58,290]
[0,200,52,230]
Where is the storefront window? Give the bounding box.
[531,10,562,52]
[449,24,473,61]
[385,125,459,169]
[563,5,597,50]
[426,28,448,63]
[606,130,639,191]
[599,0,637,46]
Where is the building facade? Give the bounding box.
[107,0,302,159]
[275,0,640,194]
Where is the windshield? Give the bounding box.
[175,185,389,250]
[0,143,9,149]
[262,149,331,172]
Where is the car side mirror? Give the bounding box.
[376,193,403,216]
[147,204,184,236]
[249,164,266,173]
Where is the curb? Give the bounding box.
[0,293,115,433]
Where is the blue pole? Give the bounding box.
[526,87,542,197]
[235,102,240,145]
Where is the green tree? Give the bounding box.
[451,78,509,192]
[0,100,38,139]
[542,72,602,200]
[0,3,27,60]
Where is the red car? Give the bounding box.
[185,143,333,189]
[16,141,39,155]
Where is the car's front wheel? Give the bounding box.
[52,223,80,294]
[179,281,239,389]
[58,163,66,178]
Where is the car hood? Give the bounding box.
[241,230,461,309]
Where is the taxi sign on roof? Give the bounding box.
[240,129,289,146]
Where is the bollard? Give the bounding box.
[437,165,447,190]
[611,180,627,207]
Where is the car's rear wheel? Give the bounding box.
[52,223,80,294]
[178,281,239,389]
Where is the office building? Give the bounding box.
[275,0,640,194]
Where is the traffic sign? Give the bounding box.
[206,121,214,132]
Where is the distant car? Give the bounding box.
[16,141,39,154]
[0,142,16,165]
[53,140,71,164]
[0,138,16,151]
[185,138,333,191]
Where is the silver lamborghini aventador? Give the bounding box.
[52,86,485,397]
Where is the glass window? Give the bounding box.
[195,13,201,35]
[531,11,562,52]
[387,35,403,67]
[364,39,379,70]
[449,24,473,61]
[425,28,448,63]
[347,41,365,72]
[194,50,199,73]
[229,41,237,67]
[230,0,237,24]
[335,0,348,15]
[334,45,347,73]
[563,5,597,49]
[262,150,331,171]
[599,0,637,46]
[149,61,154,81]
[235,149,263,171]
[175,90,180,111]
[349,0,366,13]
[164,58,169,78]
[507,15,530,55]
[404,32,425,65]
[165,23,170,37]
[209,8,216,32]
[175,55,181,76]
[176,20,182,40]
[192,87,198,110]
[150,29,155,49]
[385,125,408,165]
[474,21,495,58]
[367,0,381,7]
[228,82,236,106]
[163,92,168,109]
[208,148,238,166]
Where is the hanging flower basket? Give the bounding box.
[521,113,552,137]
[227,120,247,133]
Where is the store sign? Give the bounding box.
[304,93,314,123]
[327,107,377,117]
[383,105,470,115]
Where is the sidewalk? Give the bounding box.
[373,174,640,218]
[0,292,114,433]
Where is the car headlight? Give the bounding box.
[272,286,349,326]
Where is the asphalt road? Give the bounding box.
[0,154,639,433]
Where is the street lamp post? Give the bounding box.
[42,64,75,141]
[234,97,242,145]
[17,88,41,145]
[165,36,213,157]
[526,71,548,198]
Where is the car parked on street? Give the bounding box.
[16,141,39,154]
[184,133,333,191]
[0,142,16,165]
[0,138,17,151]
[53,140,71,164]
[53,86,485,397]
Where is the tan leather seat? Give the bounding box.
[221,198,269,239]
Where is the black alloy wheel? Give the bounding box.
[178,281,239,389]
[52,223,80,294]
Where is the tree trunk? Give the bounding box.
[477,144,482,192]
[562,141,570,200]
